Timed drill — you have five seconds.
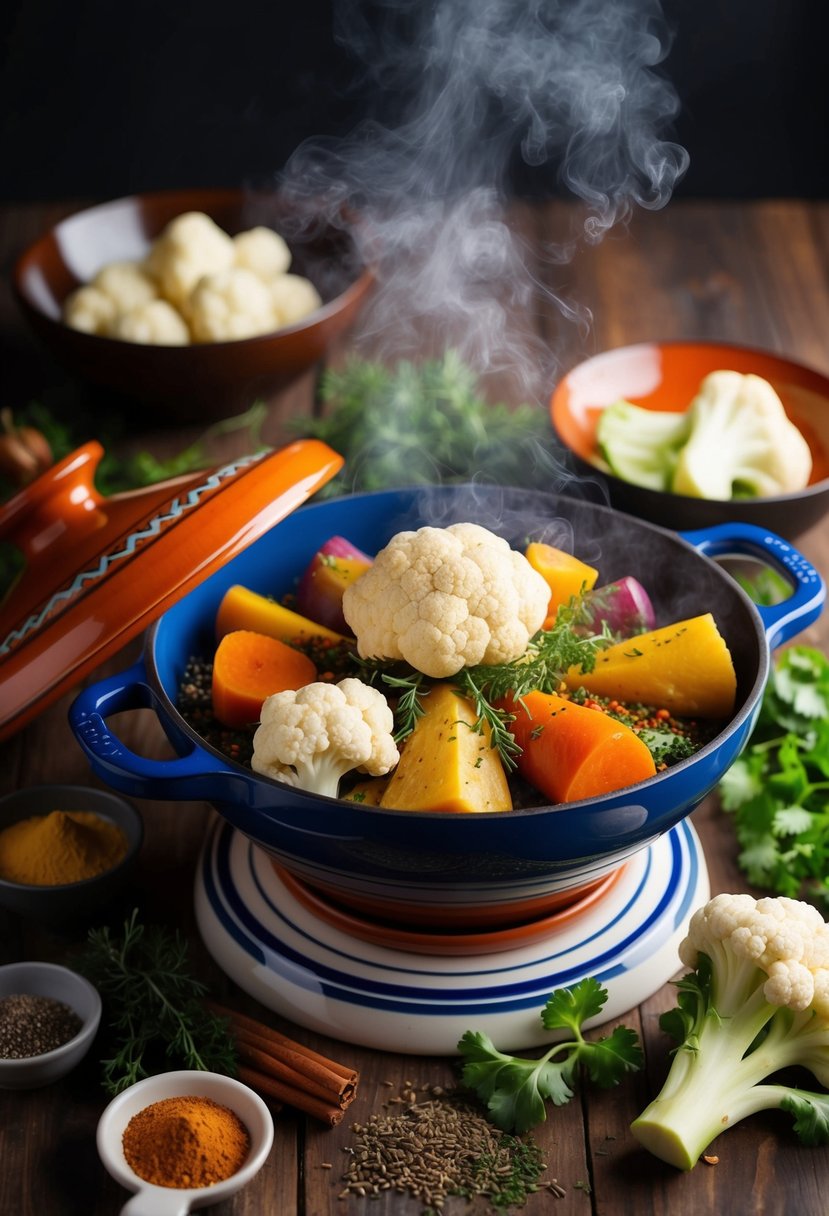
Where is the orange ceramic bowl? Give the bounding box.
[551,341,829,539]
[12,188,373,420]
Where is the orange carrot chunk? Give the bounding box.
[505,689,656,804]
[212,630,317,728]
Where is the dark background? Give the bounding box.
[0,0,825,203]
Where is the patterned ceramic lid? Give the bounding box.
[0,437,343,739]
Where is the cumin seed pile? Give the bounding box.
[339,1090,548,1210]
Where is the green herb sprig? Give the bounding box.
[458,977,643,1134]
[294,350,555,496]
[75,910,237,1095]
[356,600,608,769]
[719,645,829,908]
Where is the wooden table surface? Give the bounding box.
[1,197,828,1216]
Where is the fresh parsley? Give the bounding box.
[458,977,643,1134]
[719,646,829,908]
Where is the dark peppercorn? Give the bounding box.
[0,993,82,1058]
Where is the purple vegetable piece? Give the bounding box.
[295,535,373,632]
[316,535,373,564]
[581,576,656,638]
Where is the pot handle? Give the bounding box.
[69,659,244,799]
[680,522,826,651]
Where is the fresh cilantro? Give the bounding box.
[457,977,643,1134]
[719,645,829,908]
[635,727,698,766]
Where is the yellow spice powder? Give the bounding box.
[0,810,130,885]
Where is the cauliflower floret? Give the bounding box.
[63,285,118,335]
[233,226,292,279]
[112,299,191,346]
[251,677,399,799]
[92,260,158,313]
[188,267,276,342]
[342,522,550,679]
[146,211,236,308]
[269,273,323,327]
[672,370,813,499]
[634,893,829,1169]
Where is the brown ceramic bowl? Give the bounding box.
[12,187,374,420]
[550,341,829,539]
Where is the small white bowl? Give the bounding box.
[0,961,101,1089]
[96,1070,275,1215]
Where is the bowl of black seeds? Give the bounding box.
[0,961,101,1089]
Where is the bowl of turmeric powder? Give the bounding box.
[0,784,143,922]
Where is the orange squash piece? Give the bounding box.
[506,689,656,803]
[564,613,737,718]
[211,629,317,728]
[380,684,512,813]
[525,542,599,628]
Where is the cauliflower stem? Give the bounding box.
[631,895,829,1169]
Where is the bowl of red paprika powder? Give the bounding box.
[96,1069,274,1213]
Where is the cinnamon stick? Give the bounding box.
[237,1065,344,1126]
[209,1001,359,1124]
[211,1002,358,1086]
[234,1025,357,1104]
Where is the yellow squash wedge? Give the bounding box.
[564,612,737,718]
[215,584,350,645]
[380,684,512,813]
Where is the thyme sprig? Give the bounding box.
[75,909,237,1095]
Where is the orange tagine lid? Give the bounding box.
[0,437,343,740]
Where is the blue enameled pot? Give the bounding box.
[69,485,825,927]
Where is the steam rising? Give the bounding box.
[279,0,688,402]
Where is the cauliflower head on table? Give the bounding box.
[342,522,550,679]
[251,678,399,799]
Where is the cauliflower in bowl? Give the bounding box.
[62,210,322,345]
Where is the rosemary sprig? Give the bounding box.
[454,668,522,772]
[75,909,237,1095]
[381,671,430,743]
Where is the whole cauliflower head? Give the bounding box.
[270,273,322,326]
[233,226,292,279]
[146,211,236,307]
[342,522,550,679]
[92,260,158,313]
[63,285,118,335]
[188,267,276,342]
[251,677,399,799]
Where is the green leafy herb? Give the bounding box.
[635,726,698,766]
[294,350,555,496]
[381,671,429,743]
[458,977,643,1134]
[719,645,829,908]
[464,599,610,706]
[75,909,237,1095]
